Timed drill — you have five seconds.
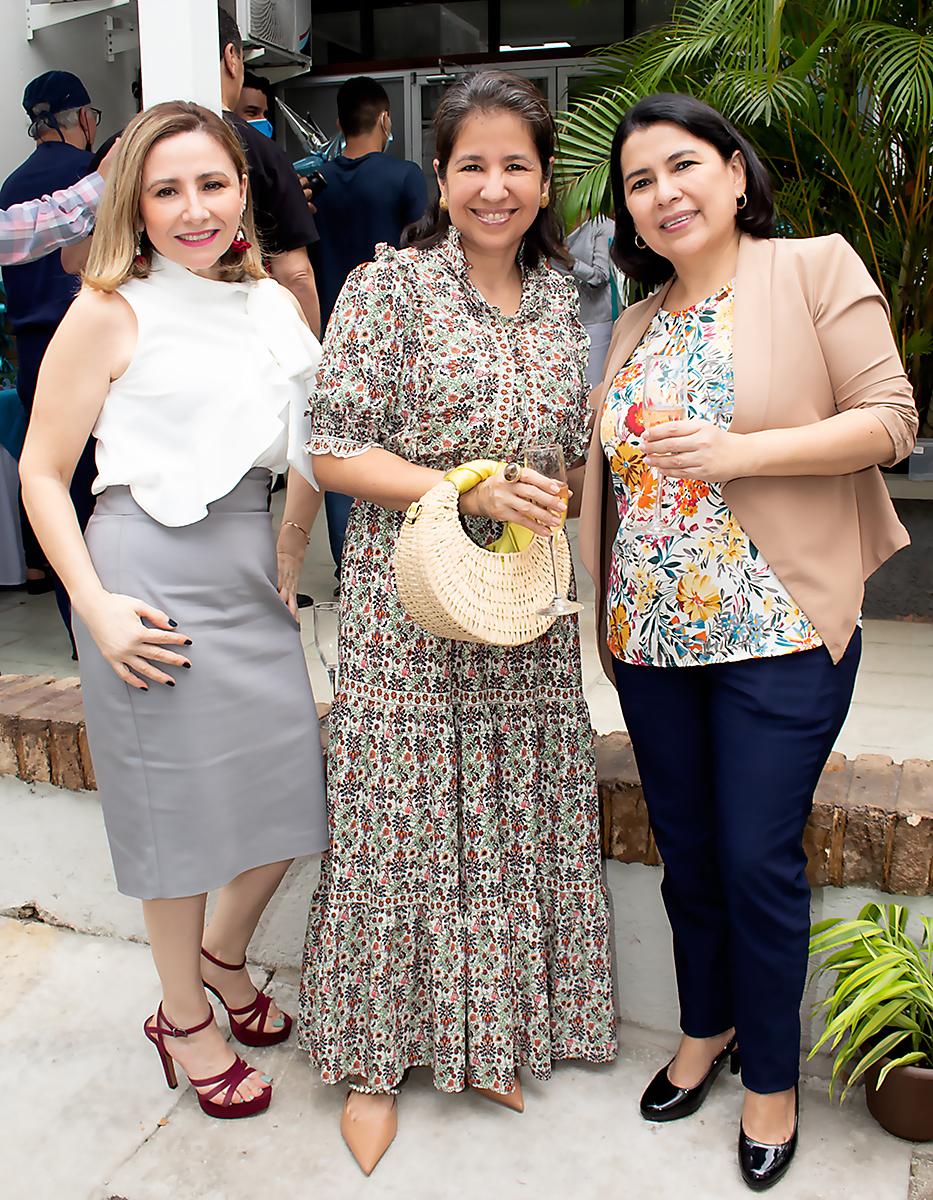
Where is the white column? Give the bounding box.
[136,0,221,113]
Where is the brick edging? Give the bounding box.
[597,732,933,897]
[2,675,931,895]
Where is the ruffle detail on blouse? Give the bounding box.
[245,279,321,490]
[94,258,322,526]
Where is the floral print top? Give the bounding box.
[600,281,823,667]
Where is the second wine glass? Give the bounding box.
[524,443,582,618]
[312,600,340,694]
[639,353,687,537]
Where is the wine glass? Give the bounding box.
[624,352,687,538]
[524,443,583,618]
[312,601,340,694]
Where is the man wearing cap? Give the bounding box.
[0,70,98,639]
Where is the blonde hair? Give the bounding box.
[84,101,265,292]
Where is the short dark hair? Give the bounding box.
[404,70,570,270]
[609,93,774,286]
[242,71,273,105]
[218,4,242,61]
[337,77,389,138]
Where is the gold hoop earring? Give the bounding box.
[539,192,550,209]
[634,233,647,250]
[736,193,748,210]
[439,195,449,212]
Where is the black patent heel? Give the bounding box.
[738,1084,799,1192]
[640,1033,739,1122]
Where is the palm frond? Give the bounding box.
[847,21,933,134]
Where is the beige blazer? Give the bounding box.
[578,233,918,677]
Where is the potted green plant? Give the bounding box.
[808,902,933,1141]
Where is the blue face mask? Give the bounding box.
[248,118,274,139]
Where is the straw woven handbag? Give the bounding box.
[394,460,572,646]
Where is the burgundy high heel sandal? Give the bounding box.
[143,1003,272,1120]
[200,946,292,1047]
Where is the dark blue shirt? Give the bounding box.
[0,141,93,330]
[314,152,427,329]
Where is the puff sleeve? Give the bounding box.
[307,246,413,459]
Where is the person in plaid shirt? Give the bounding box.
[0,134,118,266]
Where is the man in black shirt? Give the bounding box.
[218,6,321,335]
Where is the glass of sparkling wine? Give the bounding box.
[639,353,687,536]
[312,600,340,694]
[524,443,583,618]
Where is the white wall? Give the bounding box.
[0,3,141,182]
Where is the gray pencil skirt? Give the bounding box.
[73,469,328,900]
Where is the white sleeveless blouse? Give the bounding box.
[91,253,320,527]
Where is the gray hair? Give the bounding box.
[29,104,85,138]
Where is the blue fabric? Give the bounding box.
[313,153,427,329]
[324,490,353,574]
[0,388,26,458]
[0,141,92,330]
[611,633,861,1093]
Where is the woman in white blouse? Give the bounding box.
[20,102,327,1120]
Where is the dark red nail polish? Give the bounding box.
[184,639,193,646]
[183,662,191,669]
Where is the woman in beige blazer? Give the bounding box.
[578,93,917,1191]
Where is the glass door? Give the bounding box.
[412,64,556,193]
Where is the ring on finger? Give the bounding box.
[503,462,521,484]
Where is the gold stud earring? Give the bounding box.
[634,233,647,250]
[539,192,550,209]
[439,195,449,211]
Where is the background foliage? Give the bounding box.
[556,0,933,433]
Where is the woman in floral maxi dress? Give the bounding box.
[298,71,616,1174]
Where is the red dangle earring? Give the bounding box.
[231,210,251,253]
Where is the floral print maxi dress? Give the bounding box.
[297,228,617,1094]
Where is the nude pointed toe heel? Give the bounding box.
[340,1084,399,1176]
[472,1075,524,1113]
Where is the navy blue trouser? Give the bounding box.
[17,326,96,651]
[612,633,861,1093]
[324,490,353,577]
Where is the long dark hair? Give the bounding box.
[609,93,774,286]
[404,70,570,269]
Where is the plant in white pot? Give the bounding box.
[808,902,933,1141]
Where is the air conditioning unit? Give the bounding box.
[225,0,312,54]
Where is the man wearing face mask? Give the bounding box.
[312,76,427,578]
[235,71,275,139]
[0,71,97,619]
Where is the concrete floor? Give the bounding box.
[2,507,933,763]
[0,914,921,1200]
[3,768,933,1200]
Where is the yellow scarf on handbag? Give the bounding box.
[395,459,571,646]
[440,460,536,553]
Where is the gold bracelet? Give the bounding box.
[280,520,310,544]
